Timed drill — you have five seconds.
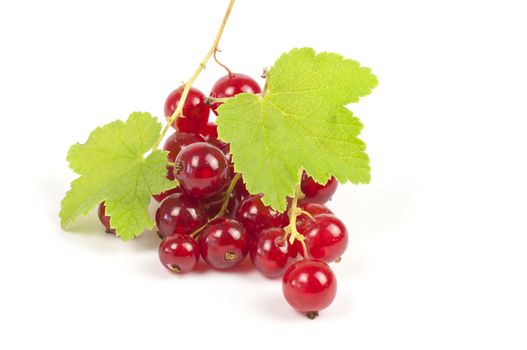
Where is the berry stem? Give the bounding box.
[152,0,236,150]
[284,177,308,257]
[206,93,264,106]
[205,96,231,105]
[213,49,234,77]
[262,71,270,95]
[190,172,241,239]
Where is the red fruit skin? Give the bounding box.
[164,86,210,133]
[152,186,181,203]
[200,122,218,141]
[236,194,288,237]
[214,139,230,156]
[198,122,231,161]
[158,234,200,273]
[199,218,249,269]
[164,132,206,162]
[155,193,207,239]
[175,142,230,198]
[98,202,115,235]
[202,191,241,219]
[250,228,300,278]
[301,214,348,263]
[282,259,337,313]
[162,132,206,181]
[209,73,262,115]
[299,173,338,205]
[296,203,334,232]
[300,203,334,216]
[234,177,250,201]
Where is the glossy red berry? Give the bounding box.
[282,259,337,315]
[296,203,334,231]
[299,172,338,205]
[158,234,200,273]
[152,186,181,203]
[300,203,334,216]
[250,227,300,278]
[155,193,207,239]
[98,202,115,234]
[203,191,241,219]
[200,122,218,141]
[300,214,348,263]
[163,132,206,162]
[164,86,210,133]
[234,177,250,201]
[199,218,249,269]
[162,132,206,181]
[209,73,262,114]
[236,194,288,237]
[213,139,230,156]
[175,142,230,198]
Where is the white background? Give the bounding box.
[1,0,526,349]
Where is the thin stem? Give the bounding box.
[152,0,236,150]
[262,70,270,95]
[261,68,268,79]
[214,49,233,76]
[190,173,241,239]
[298,209,315,221]
[285,188,299,240]
[205,96,231,105]
[214,172,241,218]
[206,93,263,106]
[284,177,308,258]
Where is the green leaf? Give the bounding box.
[216,48,377,211]
[60,112,176,240]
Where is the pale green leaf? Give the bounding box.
[60,112,176,240]
[217,48,377,211]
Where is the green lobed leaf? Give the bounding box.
[216,48,377,211]
[60,112,176,240]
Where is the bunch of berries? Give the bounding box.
[98,73,347,318]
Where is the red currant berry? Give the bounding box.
[299,172,338,205]
[199,218,249,269]
[296,203,334,231]
[196,122,230,160]
[234,177,250,201]
[164,86,210,133]
[158,234,199,273]
[203,191,241,219]
[220,147,236,180]
[163,132,206,162]
[282,259,337,315]
[207,138,233,177]
[155,193,207,239]
[98,202,115,234]
[300,214,348,263]
[162,132,205,181]
[236,194,288,237]
[200,122,218,141]
[250,227,300,278]
[175,142,230,198]
[300,203,333,216]
[209,73,262,114]
[213,139,230,156]
[152,186,181,203]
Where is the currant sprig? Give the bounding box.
[59,0,377,319]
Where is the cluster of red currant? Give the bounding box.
[98,73,347,318]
